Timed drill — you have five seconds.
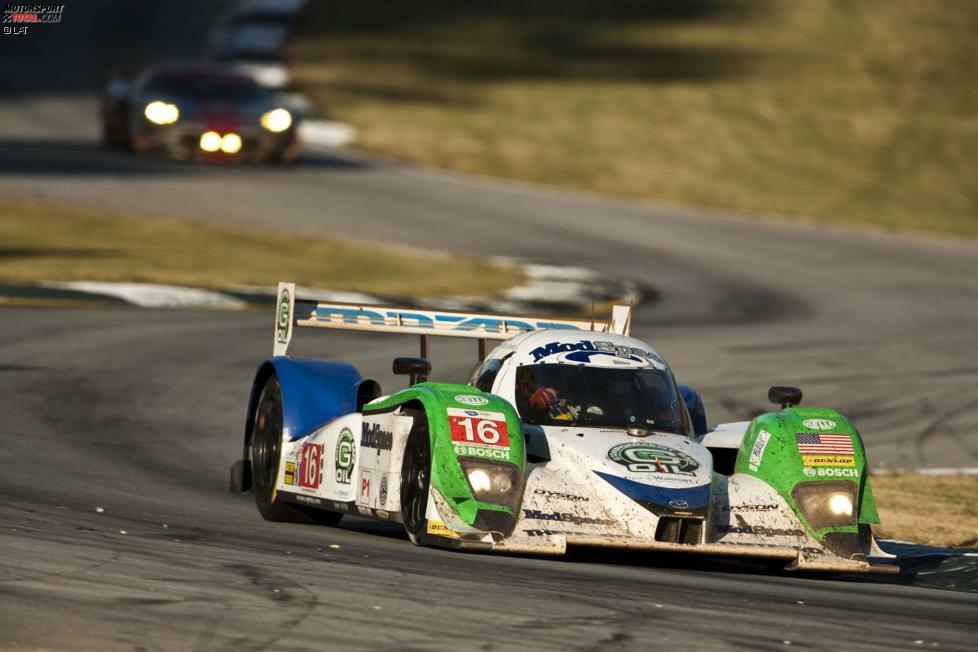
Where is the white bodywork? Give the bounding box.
[274,408,417,521]
[265,284,894,573]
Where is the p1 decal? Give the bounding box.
[448,408,509,449]
[335,428,356,484]
[297,443,323,489]
[360,470,372,501]
[607,443,699,475]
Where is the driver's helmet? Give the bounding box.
[528,386,557,411]
[528,387,578,422]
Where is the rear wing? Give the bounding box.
[272,282,631,358]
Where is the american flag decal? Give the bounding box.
[795,433,854,455]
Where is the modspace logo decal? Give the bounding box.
[530,340,666,369]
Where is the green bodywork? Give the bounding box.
[736,406,880,541]
[364,382,526,527]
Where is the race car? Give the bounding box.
[229,283,898,574]
[100,63,301,164]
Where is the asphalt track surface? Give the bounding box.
[2,2,978,650]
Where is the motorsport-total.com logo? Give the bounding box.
[2,3,64,36]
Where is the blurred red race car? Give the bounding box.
[101,64,301,164]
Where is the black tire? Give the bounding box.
[400,412,431,542]
[251,374,342,526]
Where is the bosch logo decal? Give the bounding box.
[805,467,858,478]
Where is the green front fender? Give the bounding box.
[736,406,880,543]
[364,382,526,528]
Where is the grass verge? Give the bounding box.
[872,473,978,548]
[0,196,524,297]
[289,1,978,239]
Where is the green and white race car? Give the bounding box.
[230,283,897,573]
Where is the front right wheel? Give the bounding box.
[400,413,431,543]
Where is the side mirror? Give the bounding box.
[393,357,431,386]
[768,386,802,409]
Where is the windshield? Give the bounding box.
[145,73,268,102]
[515,364,687,435]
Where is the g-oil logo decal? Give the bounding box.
[276,287,291,344]
[802,418,836,431]
[455,394,489,407]
[335,428,356,485]
[607,443,699,475]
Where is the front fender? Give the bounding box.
[736,407,879,553]
[364,383,526,533]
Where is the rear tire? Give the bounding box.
[251,374,342,526]
[400,412,431,542]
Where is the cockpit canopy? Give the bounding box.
[514,363,688,436]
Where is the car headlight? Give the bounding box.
[260,108,292,132]
[199,131,222,152]
[791,480,858,531]
[221,133,242,154]
[458,458,522,510]
[144,100,179,125]
[828,493,853,516]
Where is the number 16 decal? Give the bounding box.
[298,443,322,489]
[447,408,509,448]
